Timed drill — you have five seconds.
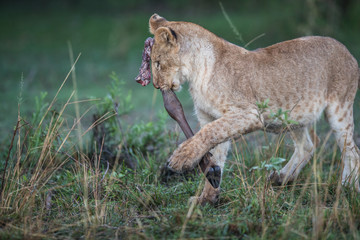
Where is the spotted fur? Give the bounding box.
[149,14,360,204]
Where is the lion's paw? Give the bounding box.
[268,171,294,186]
[167,141,201,172]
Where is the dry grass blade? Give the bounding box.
[0,119,20,201]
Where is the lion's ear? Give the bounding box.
[149,14,167,34]
[154,27,177,47]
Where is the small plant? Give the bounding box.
[256,98,298,126]
[249,156,286,172]
[93,72,133,147]
[256,98,269,115]
[102,71,134,117]
[92,72,176,169]
[32,91,49,125]
[127,110,174,155]
[269,108,299,126]
[253,99,300,175]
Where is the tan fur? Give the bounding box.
[149,14,360,204]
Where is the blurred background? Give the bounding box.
[1,0,359,142]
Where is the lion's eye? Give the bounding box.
[155,61,160,69]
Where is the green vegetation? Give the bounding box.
[1,62,359,239]
[1,0,360,239]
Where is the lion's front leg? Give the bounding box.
[191,141,230,205]
[167,109,262,172]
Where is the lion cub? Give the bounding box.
[149,14,360,204]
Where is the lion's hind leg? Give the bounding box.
[270,127,315,185]
[326,101,360,191]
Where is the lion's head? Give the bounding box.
[149,14,182,91]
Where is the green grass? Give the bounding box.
[0,60,359,239]
[1,1,360,239]
[1,108,360,239]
